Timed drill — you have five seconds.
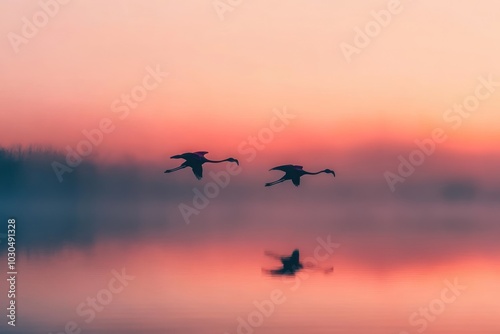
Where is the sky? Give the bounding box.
[1,0,500,162]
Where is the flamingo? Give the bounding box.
[264,164,335,187]
[164,151,239,180]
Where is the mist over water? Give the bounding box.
[1,147,499,333]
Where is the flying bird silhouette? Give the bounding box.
[265,164,335,187]
[164,151,239,180]
[262,249,333,276]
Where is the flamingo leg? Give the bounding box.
[164,165,187,173]
[265,177,286,187]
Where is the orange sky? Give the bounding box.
[1,0,500,161]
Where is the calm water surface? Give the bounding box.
[1,194,499,334]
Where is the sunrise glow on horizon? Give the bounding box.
[1,1,500,162]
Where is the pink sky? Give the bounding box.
[1,0,500,161]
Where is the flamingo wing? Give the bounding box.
[171,152,207,161]
[190,164,203,180]
[194,151,209,157]
[270,164,302,172]
[171,152,195,160]
[291,176,301,186]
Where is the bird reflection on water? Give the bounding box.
[262,249,334,276]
